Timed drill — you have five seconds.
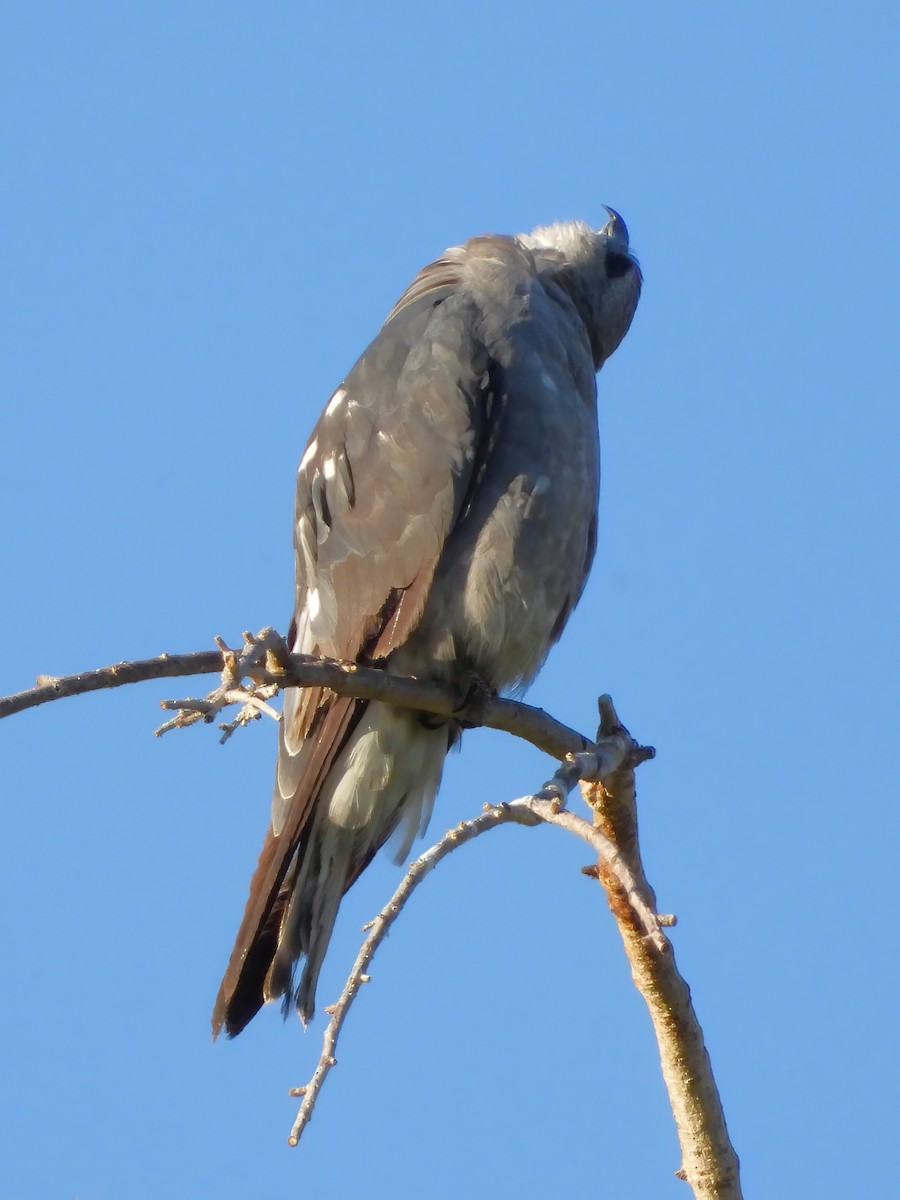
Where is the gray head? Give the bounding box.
[519,207,642,368]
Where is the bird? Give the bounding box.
[212,210,642,1038]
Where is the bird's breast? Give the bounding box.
[403,362,599,693]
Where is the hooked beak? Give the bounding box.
[600,205,629,249]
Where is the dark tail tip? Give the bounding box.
[211,921,281,1039]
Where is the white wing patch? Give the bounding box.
[299,437,319,473]
[325,388,347,417]
[297,512,317,581]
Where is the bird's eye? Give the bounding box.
[605,251,633,280]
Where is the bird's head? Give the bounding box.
[520,208,642,368]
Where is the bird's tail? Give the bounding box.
[268,702,450,1025]
[214,701,451,1036]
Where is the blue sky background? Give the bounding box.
[2,4,898,1197]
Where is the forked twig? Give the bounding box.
[288,699,656,1146]
[154,631,283,742]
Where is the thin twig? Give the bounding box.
[288,709,656,1147]
[0,628,591,760]
[582,697,743,1199]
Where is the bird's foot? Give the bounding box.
[451,671,495,729]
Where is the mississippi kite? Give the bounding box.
[213,211,642,1037]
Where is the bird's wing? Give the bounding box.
[212,279,497,1035]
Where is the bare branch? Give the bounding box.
[0,628,590,760]
[288,707,658,1147]
[582,697,743,1199]
[6,634,739,1190]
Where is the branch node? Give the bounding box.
[630,744,656,767]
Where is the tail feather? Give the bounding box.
[268,823,354,1025]
[211,694,361,1040]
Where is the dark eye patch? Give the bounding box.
[605,251,633,279]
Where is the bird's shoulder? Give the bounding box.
[385,233,538,326]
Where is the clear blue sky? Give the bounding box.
[2,4,897,1197]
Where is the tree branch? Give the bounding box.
[5,632,741,1192]
[582,700,744,1199]
[0,627,591,761]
